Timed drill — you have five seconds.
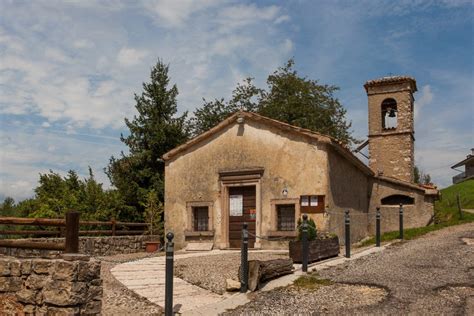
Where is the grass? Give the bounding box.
[358,179,474,248]
[293,272,333,290]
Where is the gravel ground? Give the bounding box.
[223,223,474,315]
[175,252,289,294]
[100,252,164,316]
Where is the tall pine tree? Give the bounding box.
[106,60,189,220]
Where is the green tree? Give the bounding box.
[414,165,432,185]
[191,78,263,136]
[0,197,16,216]
[191,59,358,146]
[142,190,164,237]
[106,60,190,220]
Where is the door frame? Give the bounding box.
[219,170,263,249]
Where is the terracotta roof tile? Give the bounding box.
[364,76,417,92]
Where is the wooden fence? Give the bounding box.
[0,212,148,252]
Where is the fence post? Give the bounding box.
[65,211,79,253]
[165,232,174,316]
[301,214,309,273]
[240,222,249,293]
[376,207,381,247]
[399,203,404,240]
[111,217,116,236]
[345,210,350,258]
[456,193,463,220]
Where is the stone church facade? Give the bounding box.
[163,76,438,249]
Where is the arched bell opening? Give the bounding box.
[381,98,398,130]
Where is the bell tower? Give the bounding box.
[364,76,417,182]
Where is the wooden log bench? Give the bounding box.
[239,258,294,291]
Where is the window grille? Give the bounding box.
[193,207,209,231]
[277,205,295,231]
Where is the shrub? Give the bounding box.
[297,216,317,241]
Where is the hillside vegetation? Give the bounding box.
[435,179,474,223]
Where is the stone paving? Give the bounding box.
[111,250,284,313]
[111,245,389,315]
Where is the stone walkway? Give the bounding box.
[111,246,389,315]
[110,250,283,314]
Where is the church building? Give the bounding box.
[163,76,438,249]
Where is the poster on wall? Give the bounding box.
[229,195,243,216]
[249,208,256,220]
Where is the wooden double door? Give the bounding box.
[228,185,256,248]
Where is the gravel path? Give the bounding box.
[175,252,288,294]
[100,252,164,316]
[223,223,474,315]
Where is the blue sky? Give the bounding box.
[1,0,473,201]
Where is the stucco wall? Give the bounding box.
[165,119,329,249]
[368,178,434,234]
[326,147,370,243]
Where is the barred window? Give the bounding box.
[193,207,209,231]
[277,204,295,231]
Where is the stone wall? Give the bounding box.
[0,235,160,258]
[0,255,101,315]
[366,79,416,182]
[368,177,434,234]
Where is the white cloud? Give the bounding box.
[414,85,433,121]
[141,0,220,28]
[73,39,94,49]
[117,47,149,67]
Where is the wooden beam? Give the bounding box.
[0,230,59,236]
[0,240,65,250]
[0,217,65,226]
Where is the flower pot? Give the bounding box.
[145,241,160,253]
[289,236,339,263]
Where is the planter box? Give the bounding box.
[145,241,161,253]
[289,236,339,263]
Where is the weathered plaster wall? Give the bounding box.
[0,256,102,315]
[326,147,370,243]
[368,178,434,234]
[0,235,159,258]
[165,119,329,249]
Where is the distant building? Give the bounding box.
[451,149,474,184]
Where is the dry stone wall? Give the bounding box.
[0,235,160,257]
[0,255,102,315]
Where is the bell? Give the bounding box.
[388,108,397,117]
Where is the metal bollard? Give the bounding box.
[399,203,404,240]
[165,232,174,316]
[376,207,381,247]
[345,210,350,258]
[301,214,309,273]
[240,222,249,293]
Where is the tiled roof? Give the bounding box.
[364,76,417,92]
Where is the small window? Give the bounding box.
[381,195,414,205]
[300,195,325,213]
[193,207,209,231]
[277,205,295,231]
[381,98,398,130]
